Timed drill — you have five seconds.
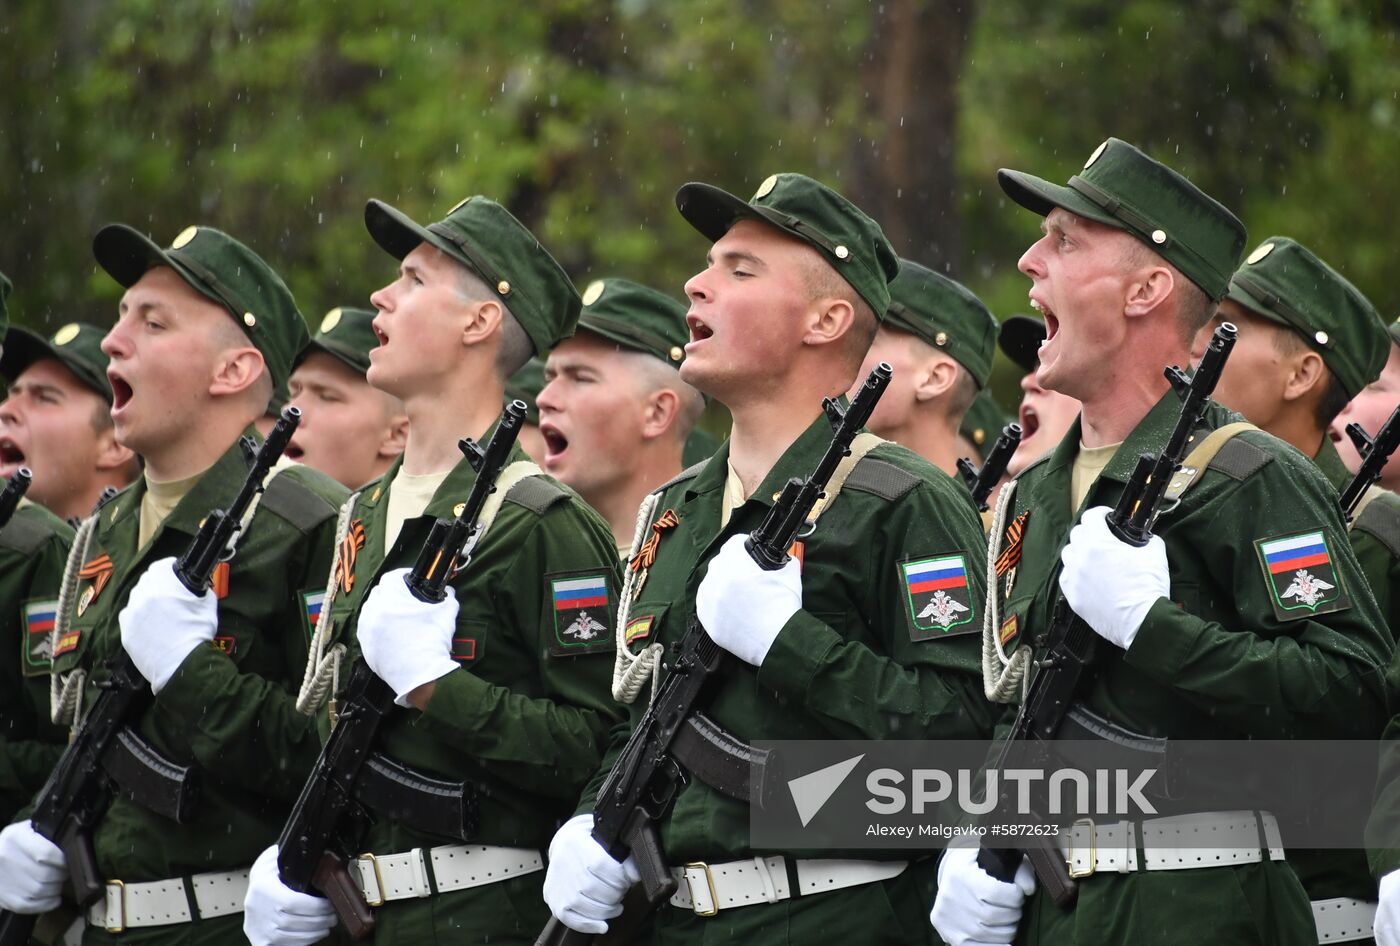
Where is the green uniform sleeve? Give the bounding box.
[415,502,625,800]
[0,514,72,821]
[151,507,340,800]
[756,480,997,742]
[1122,466,1391,740]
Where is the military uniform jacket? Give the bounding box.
[579,413,998,864]
[46,432,347,881]
[0,502,72,823]
[995,394,1392,945]
[321,441,624,856]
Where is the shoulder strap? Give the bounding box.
[1161,421,1257,504]
[1350,484,1389,532]
[808,431,885,523]
[477,460,547,540]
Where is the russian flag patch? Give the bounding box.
[21,599,58,676]
[1256,531,1349,620]
[548,570,614,656]
[901,554,976,640]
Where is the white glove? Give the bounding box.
[243,845,338,946]
[929,844,1035,946]
[1376,868,1400,946]
[0,821,66,913]
[1058,506,1169,650]
[357,567,458,707]
[542,814,641,935]
[119,557,218,694]
[695,533,802,666]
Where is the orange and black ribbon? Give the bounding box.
[995,511,1030,578]
[336,520,367,596]
[631,509,680,573]
[77,553,115,604]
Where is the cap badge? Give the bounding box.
[171,226,198,250]
[754,174,779,200]
[52,324,81,346]
[1246,242,1276,265]
[1084,141,1109,169]
[320,308,343,334]
[581,280,605,306]
[448,196,472,215]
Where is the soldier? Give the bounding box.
[997,314,1080,479]
[856,258,999,476]
[0,272,74,829]
[1195,236,1398,945]
[242,196,624,946]
[0,226,348,944]
[286,306,408,490]
[930,138,1391,946]
[540,172,996,944]
[506,356,549,465]
[1,321,138,522]
[1332,318,1400,494]
[536,277,706,554]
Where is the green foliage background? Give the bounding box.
[3,0,1397,410]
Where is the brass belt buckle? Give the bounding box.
[357,852,386,907]
[684,862,719,917]
[1066,818,1098,878]
[104,879,126,934]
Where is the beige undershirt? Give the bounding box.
[384,469,451,554]
[719,459,748,529]
[1070,440,1122,513]
[138,472,203,549]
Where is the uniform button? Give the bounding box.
[243,312,257,327]
[834,246,850,260]
[1314,330,1329,345]
[1151,229,1167,245]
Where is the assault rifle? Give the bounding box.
[275,400,527,940]
[974,323,1238,906]
[957,422,1024,512]
[1340,405,1400,522]
[0,467,33,531]
[0,408,300,946]
[535,363,893,946]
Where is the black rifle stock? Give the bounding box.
[0,409,300,946]
[1340,405,1400,521]
[974,323,1238,905]
[275,401,527,941]
[535,364,893,946]
[0,467,33,531]
[957,423,1024,512]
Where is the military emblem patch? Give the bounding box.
[901,554,976,640]
[548,570,614,656]
[21,599,58,676]
[998,614,1019,650]
[53,629,81,657]
[301,590,325,641]
[452,637,477,662]
[624,615,654,646]
[1255,530,1350,621]
[212,636,237,657]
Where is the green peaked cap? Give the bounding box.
[93,224,308,392]
[577,277,689,367]
[296,306,380,376]
[1227,236,1389,399]
[999,137,1247,300]
[0,322,114,402]
[365,196,580,358]
[675,172,899,318]
[886,258,998,388]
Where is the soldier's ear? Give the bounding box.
[640,388,681,441]
[913,355,958,403]
[93,424,137,476]
[802,296,855,350]
[378,412,409,460]
[208,346,265,398]
[462,298,503,349]
[1282,350,1327,404]
[1123,266,1174,320]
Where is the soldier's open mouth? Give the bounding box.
[0,437,25,466]
[686,316,713,344]
[540,424,569,461]
[1019,404,1040,438]
[285,439,305,461]
[108,373,133,411]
